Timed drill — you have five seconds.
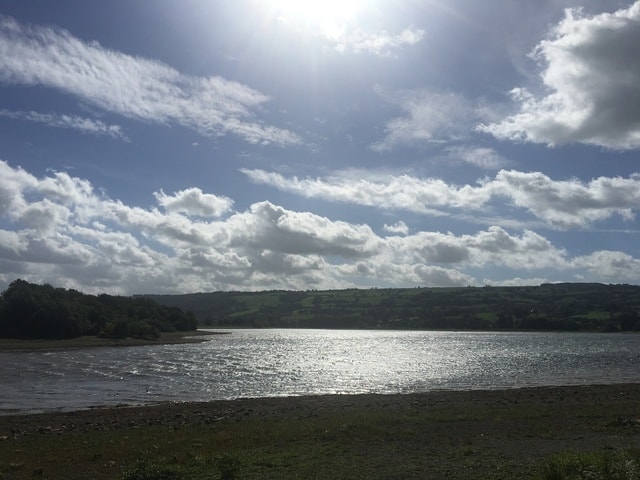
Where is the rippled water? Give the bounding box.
[2,329,640,414]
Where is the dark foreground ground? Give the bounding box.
[1,384,639,479]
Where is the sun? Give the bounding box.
[266,0,363,25]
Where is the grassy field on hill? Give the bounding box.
[148,283,640,332]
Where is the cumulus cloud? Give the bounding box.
[573,250,640,282]
[0,229,27,256]
[0,15,300,146]
[154,188,233,218]
[1,159,640,294]
[242,168,640,229]
[225,201,381,259]
[338,261,476,289]
[481,2,640,149]
[383,221,409,235]
[386,226,567,271]
[372,88,488,151]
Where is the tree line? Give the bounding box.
[0,279,197,340]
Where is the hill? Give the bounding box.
[147,283,640,332]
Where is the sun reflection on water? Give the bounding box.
[2,329,640,414]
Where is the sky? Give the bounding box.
[1,0,640,295]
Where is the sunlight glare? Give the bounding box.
[267,0,363,25]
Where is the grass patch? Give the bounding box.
[538,449,640,480]
[121,455,182,480]
[0,405,482,479]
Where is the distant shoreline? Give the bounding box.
[0,329,226,351]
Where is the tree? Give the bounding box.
[0,279,197,339]
[617,311,640,331]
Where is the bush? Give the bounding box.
[100,320,130,339]
[128,320,160,340]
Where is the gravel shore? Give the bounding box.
[1,383,639,479]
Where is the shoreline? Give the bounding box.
[3,381,640,420]
[3,329,634,351]
[1,329,635,353]
[0,329,225,351]
[1,383,640,479]
[1,379,636,418]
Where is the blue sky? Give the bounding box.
[1,0,640,294]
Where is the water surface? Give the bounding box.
[1,329,639,414]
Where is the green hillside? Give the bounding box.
[147,283,640,332]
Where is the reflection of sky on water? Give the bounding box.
[2,330,639,414]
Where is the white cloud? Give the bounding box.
[573,250,640,282]
[1,159,640,294]
[446,146,508,170]
[242,168,640,229]
[411,265,475,288]
[69,225,156,267]
[0,229,27,257]
[0,15,300,146]
[383,221,409,235]
[481,2,640,149]
[339,260,476,288]
[386,226,568,271]
[492,170,640,228]
[372,88,487,151]
[271,3,424,57]
[228,201,381,258]
[326,26,425,56]
[154,188,233,218]
[0,109,128,141]
[241,168,491,215]
[483,277,551,287]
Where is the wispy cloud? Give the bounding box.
[242,168,640,229]
[0,109,128,141]
[0,15,301,146]
[446,146,509,170]
[481,1,640,150]
[241,168,491,216]
[273,4,424,57]
[371,87,487,151]
[325,26,425,56]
